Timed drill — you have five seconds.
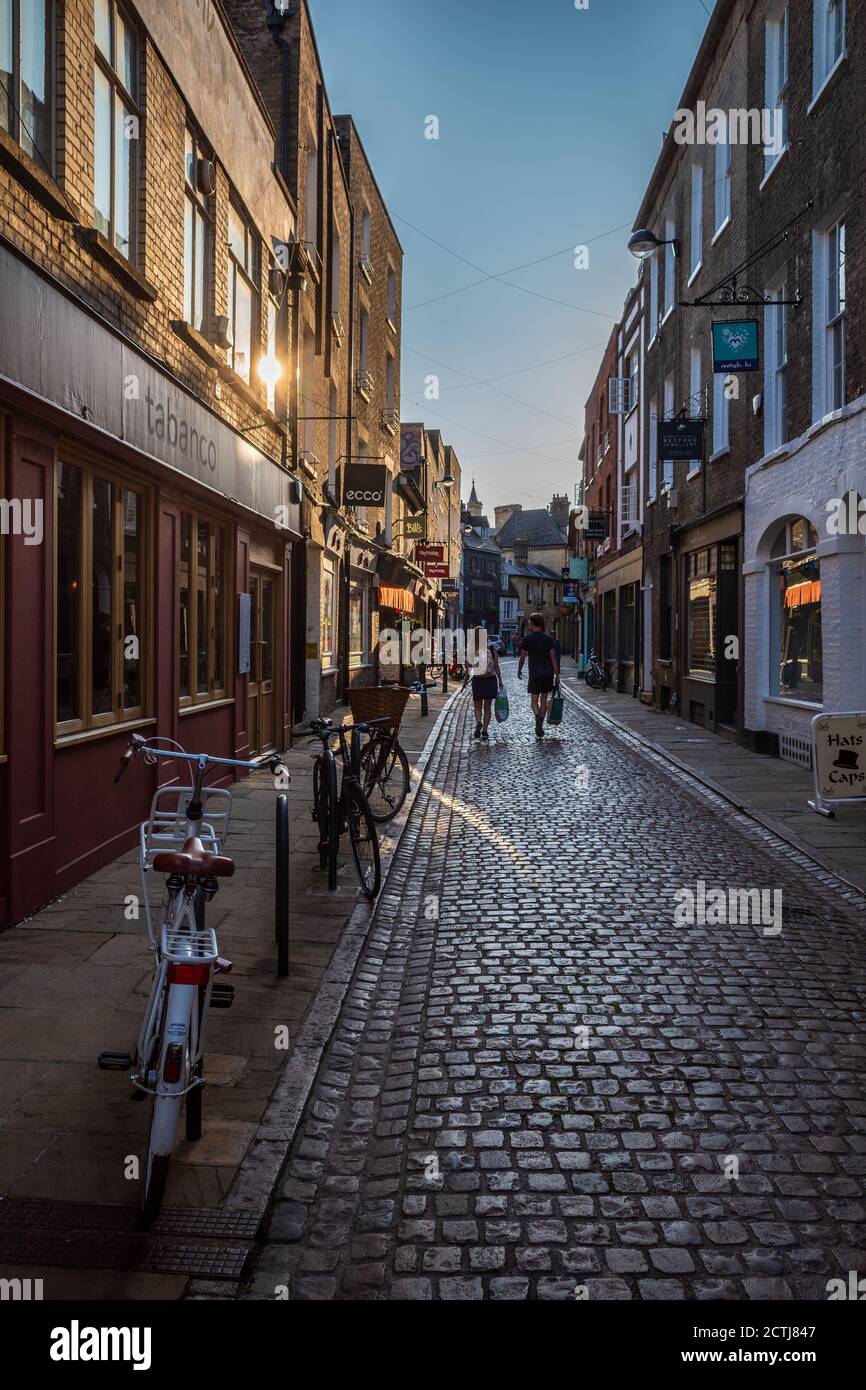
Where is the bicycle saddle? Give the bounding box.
[152,837,235,878]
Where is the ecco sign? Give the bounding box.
[344,462,387,509]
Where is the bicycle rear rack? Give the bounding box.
[161,924,219,964]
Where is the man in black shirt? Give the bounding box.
[518,613,560,738]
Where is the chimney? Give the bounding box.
[495,503,522,532]
[550,494,569,525]
[514,538,529,565]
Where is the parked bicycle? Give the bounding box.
[585,648,611,690]
[309,718,382,898]
[100,733,288,1224]
[355,715,411,824]
[423,659,466,684]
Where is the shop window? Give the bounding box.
[1,0,53,165]
[93,0,139,260]
[687,548,717,678]
[321,558,336,670]
[349,581,369,668]
[56,459,148,734]
[183,125,212,336]
[226,200,260,384]
[179,511,227,706]
[769,518,823,703]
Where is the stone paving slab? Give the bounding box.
[244,660,866,1301]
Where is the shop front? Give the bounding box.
[0,250,300,927]
[677,510,742,735]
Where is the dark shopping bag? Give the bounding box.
[548,683,564,726]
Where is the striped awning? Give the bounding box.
[378,586,416,613]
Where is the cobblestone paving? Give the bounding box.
[246,665,866,1301]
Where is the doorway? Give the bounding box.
[249,568,277,755]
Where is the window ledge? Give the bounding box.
[387,318,397,336]
[661,306,675,326]
[217,364,266,412]
[179,696,235,717]
[76,226,158,301]
[55,715,157,750]
[0,128,79,221]
[808,52,847,115]
[759,146,788,193]
[709,447,731,463]
[687,261,702,288]
[764,696,823,712]
[171,319,224,369]
[711,216,730,247]
[686,466,702,480]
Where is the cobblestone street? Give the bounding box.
[245,663,866,1301]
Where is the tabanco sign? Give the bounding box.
[415,544,445,565]
[712,320,759,373]
[657,418,705,462]
[809,712,866,815]
[344,462,387,508]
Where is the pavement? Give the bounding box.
[560,666,866,897]
[243,658,866,1301]
[0,683,454,1299]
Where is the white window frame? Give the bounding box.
[663,218,676,319]
[661,376,674,490]
[648,396,658,500]
[688,347,702,477]
[764,6,789,182]
[714,137,731,237]
[813,0,846,101]
[321,557,337,670]
[712,371,730,456]
[305,138,318,246]
[648,253,659,344]
[764,278,788,453]
[689,163,703,281]
[812,216,846,421]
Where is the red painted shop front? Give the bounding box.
[0,393,299,931]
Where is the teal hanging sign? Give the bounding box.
[712,320,759,373]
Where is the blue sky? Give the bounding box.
[309,0,712,512]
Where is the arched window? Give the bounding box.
[769,517,822,703]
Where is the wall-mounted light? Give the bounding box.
[628,228,680,260]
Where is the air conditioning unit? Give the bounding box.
[666,488,679,510]
[196,158,217,197]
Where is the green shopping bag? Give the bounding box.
[494,689,510,723]
[547,683,564,726]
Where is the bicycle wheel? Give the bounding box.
[586,667,603,689]
[344,784,381,899]
[359,735,410,823]
[427,664,443,684]
[313,752,339,890]
[141,982,193,1225]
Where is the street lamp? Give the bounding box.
[628,228,679,260]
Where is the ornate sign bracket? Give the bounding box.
[681,201,813,309]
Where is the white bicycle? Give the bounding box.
[100,734,288,1224]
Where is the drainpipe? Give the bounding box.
[343,198,356,699]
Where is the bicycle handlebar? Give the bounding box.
[115,733,289,784]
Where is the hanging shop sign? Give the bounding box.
[415,544,445,565]
[400,425,423,471]
[809,712,866,816]
[344,462,387,508]
[424,563,450,579]
[324,514,347,558]
[562,581,580,601]
[657,418,705,462]
[585,512,607,542]
[440,580,460,594]
[712,320,759,373]
[404,516,426,540]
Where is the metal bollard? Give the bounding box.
[416,663,429,717]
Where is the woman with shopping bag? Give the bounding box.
[464,628,503,742]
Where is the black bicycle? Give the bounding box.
[309,718,382,898]
[585,648,611,690]
[355,716,411,824]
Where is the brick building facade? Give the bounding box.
[0,0,301,925]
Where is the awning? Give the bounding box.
[378,586,416,613]
[785,579,821,609]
